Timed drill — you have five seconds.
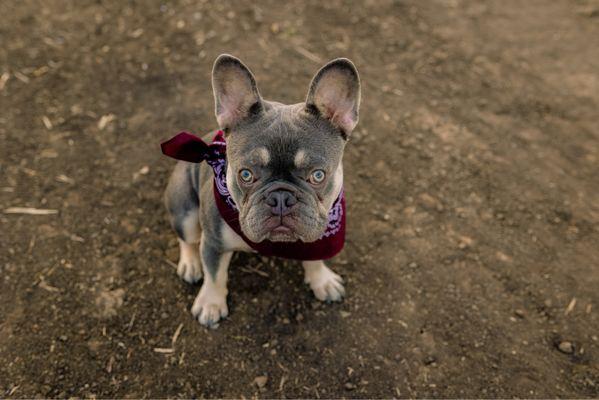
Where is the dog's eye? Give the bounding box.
[309,169,326,185]
[239,169,254,183]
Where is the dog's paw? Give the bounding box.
[177,243,203,284]
[305,265,345,302]
[191,284,228,328]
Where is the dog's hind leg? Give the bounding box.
[165,162,203,283]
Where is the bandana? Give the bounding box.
[161,130,345,260]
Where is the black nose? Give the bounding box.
[266,190,297,216]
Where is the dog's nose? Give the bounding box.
[266,190,297,216]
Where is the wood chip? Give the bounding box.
[42,116,53,129]
[13,71,30,83]
[4,207,58,215]
[98,114,116,130]
[56,174,75,184]
[40,149,58,158]
[565,298,577,315]
[171,323,184,346]
[253,375,268,388]
[153,347,174,354]
[130,28,144,38]
[0,72,9,90]
[33,65,50,77]
[69,233,85,242]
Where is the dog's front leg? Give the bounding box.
[303,260,345,302]
[191,233,232,327]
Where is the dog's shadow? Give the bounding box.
[231,253,313,329]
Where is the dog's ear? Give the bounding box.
[212,54,263,130]
[306,58,361,136]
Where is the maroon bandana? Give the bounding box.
[161,130,346,260]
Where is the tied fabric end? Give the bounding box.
[161,132,210,163]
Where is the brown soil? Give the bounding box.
[1,0,598,398]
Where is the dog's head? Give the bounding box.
[212,54,360,243]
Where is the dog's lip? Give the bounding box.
[271,225,292,233]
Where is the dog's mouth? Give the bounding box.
[264,216,300,242]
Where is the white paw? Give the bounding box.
[177,243,202,283]
[305,265,345,302]
[191,284,228,328]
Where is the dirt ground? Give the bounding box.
[1,0,599,398]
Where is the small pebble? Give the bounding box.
[557,341,574,354]
[253,375,268,388]
[345,382,356,390]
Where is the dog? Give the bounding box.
[163,54,360,327]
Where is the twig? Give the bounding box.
[127,312,136,331]
[38,278,60,292]
[278,375,287,392]
[294,46,322,63]
[4,207,58,215]
[154,347,174,354]
[240,266,269,277]
[28,235,36,253]
[565,298,577,315]
[165,259,178,269]
[171,323,184,346]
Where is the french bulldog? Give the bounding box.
[164,54,360,327]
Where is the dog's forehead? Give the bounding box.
[229,102,344,166]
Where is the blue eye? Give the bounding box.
[239,169,254,183]
[309,169,326,184]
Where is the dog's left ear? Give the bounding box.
[306,58,361,136]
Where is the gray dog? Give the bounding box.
[164,54,360,327]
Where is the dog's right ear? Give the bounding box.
[212,54,263,130]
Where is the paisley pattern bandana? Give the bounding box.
[161,130,345,260]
